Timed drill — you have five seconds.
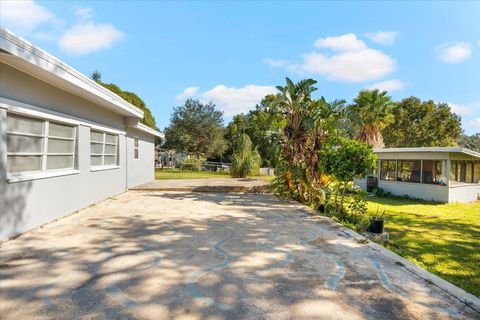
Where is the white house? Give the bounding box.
[355,147,480,203]
[0,28,161,240]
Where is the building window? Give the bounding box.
[397,160,421,183]
[451,160,480,183]
[90,130,118,168]
[6,113,76,174]
[422,160,444,184]
[134,137,139,160]
[380,160,396,181]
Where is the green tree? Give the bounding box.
[225,94,285,167]
[90,71,157,130]
[230,134,261,178]
[348,89,395,148]
[382,97,462,147]
[458,133,480,152]
[164,99,227,158]
[321,138,376,211]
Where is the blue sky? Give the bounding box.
[1,1,479,134]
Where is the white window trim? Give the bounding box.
[90,130,119,171]
[1,97,126,135]
[134,136,139,160]
[6,113,78,182]
[7,169,80,183]
[91,165,120,172]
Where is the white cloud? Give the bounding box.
[177,85,277,116]
[448,103,474,116]
[472,118,480,126]
[314,33,366,51]
[364,31,398,45]
[74,7,94,21]
[201,85,277,116]
[0,0,58,32]
[58,22,124,55]
[263,58,291,68]
[368,79,406,92]
[436,42,472,63]
[175,86,199,101]
[269,33,396,83]
[289,48,395,82]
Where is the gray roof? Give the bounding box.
[373,147,480,159]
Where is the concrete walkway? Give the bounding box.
[131,178,270,193]
[1,191,478,319]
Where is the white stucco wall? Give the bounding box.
[126,127,155,188]
[353,177,367,190]
[0,62,157,240]
[378,180,449,203]
[449,184,480,203]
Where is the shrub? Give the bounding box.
[179,158,204,172]
[231,134,261,178]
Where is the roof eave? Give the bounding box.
[0,27,144,119]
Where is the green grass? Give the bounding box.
[365,196,480,297]
[155,169,275,181]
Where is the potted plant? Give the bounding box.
[370,207,385,234]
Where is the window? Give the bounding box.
[90,130,118,168]
[422,160,444,184]
[134,137,139,160]
[380,160,396,181]
[397,160,421,183]
[451,160,480,183]
[7,113,76,174]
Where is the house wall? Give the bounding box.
[0,62,133,240]
[378,180,449,202]
[126,127,155,188]
[448,184,480,203]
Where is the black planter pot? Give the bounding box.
[318,204,325,213]
[370,218,384,234]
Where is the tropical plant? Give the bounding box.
[275,78,346,206]
[348,89,395,148]
[225,94,286,167]
[230,134,261,178]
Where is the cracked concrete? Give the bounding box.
[0,191,478,319]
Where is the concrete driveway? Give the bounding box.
[0,191,478,319]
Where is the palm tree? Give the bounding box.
[230,134,261,178]
[348,89,395,148]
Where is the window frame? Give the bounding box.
[6,112,78,182]
[380,159,396,181]
[133,137,139,160]
[90,129,120,171]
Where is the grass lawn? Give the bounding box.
[155,169,275,182]
[366,196,480,297]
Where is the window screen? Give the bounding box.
[90,130,118,167]
[6,113,76,174]
[380,160,396,181]
[397,160,421,183]
[422,160,444,184]
[134,137,139,159]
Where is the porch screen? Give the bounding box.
[6,113,76,174]
[422,160,444,184]
[380,160,396,181]
[397,160,421,183]
[451,160,480,183]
